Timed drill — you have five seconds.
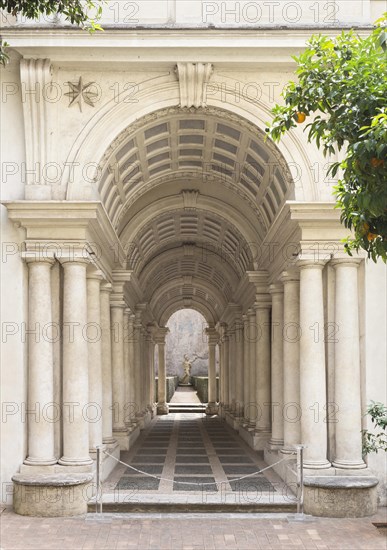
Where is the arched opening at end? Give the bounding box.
[155,308,219,409]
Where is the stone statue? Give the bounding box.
[180,353,198,384]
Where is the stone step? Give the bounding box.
[88,499,297,514]
[167,403,206,413]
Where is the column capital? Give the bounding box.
[100,282,112,294]
[86,267,104,281]
[205,327,219,345]
[297,259,327,271]
[269,283,284,295]
[330,257,362,269]
[254,298,271,310]
[22,252,56,266]
[280,269,300,283]
[154,327,169,344]
[58,252,91,266]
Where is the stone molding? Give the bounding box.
[175,62,213,108]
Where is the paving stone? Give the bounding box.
[125,465,164,475]
[218,456,254,464]
[222,466,260,475]
[175,456,210,464]
[173,477,218,492]
[177,449,207,455]
[227,477,274,492]
[116,477,160,490]
[175,466,213,475]
[132,455,167,464]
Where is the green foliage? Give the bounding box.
[0,0,105,66]
[267,14,387,262]
[362,401,387,455]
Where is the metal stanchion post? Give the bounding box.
[96,446,102,515]
[288,444,314,522]
[296,444,304,517]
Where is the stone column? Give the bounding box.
[235,318,244,417]
[255,299,271,434]
[299,260,330,469]
[228,325,236,412]
[143,328,150,412]
[268,284,284,449]
[59,257,92,466]
[156,328,169,415]
[86,269,104,454]
[332,259,366,469]
[147,329,155,413]
[242,314,250,424]
[133,311,143,420]
[111,301,129,441]
[24,256,57,466]
[123,308,132,428]
[100,283,115,444]
[223,327,230,410]
[206,327,218,414]
[247,308,256,428]
[127,313,137,427]
[280,271,301,452]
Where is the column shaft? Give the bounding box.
[59,260,92,466]
[247,309,256,428]
[100,284,115,444]
[242,315,250,423]
[269,285,284,448]
[24,259,56,465]
[255,304,271,432]
[235,319,244,417]
[332,260,365,468]
[111,304,128,434]
[87,272,103,452]
[281,272,301,451]
[299,261,330,469]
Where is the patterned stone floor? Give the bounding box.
[104,413,289,504]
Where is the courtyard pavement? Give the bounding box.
[1,507,386,549]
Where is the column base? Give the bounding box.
[89,444,106,459]
[112,427,129,451]
[23,457,57,466]
[303,459,332,470]
[253,430,271,450]
[58,456,93,467]
[268,438,284,450]
[205,402,218,415]
[157,403,169,415]
[332,459,367,470]
[103,436,117,445]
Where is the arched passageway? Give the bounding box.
[7,100,370,516]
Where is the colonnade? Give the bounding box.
[23,248,366,472]
[214,258,366,470]
[23,251,167,466]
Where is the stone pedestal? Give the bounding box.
[13,473,94,517]
[303,477,378,517]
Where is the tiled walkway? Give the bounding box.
[104,413,289,503]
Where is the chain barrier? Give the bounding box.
[93,448,306,515]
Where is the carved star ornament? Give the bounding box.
[65,76,98,112]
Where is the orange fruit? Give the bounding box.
[367,232,378,242]
[296,112,306,124]
[371,158,384,168]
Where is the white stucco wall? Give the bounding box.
[0,50,28,505]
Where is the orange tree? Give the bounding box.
[267,15,387,262]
